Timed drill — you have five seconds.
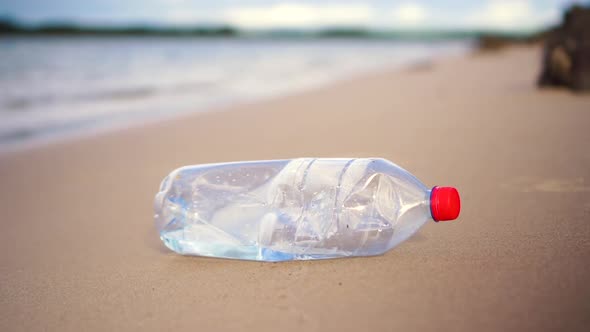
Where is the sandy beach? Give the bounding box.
[1,46,589,331]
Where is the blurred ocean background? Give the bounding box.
[0,36,470,147]
[1,0,574,149]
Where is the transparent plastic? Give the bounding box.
[154,158,433,261]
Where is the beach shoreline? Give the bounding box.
[1,45,589,331]
[0,52,446,156]
[0,37,471,153]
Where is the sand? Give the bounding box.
[1,46,589,331]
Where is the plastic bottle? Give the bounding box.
[154,158,460,261]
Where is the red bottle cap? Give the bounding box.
[430,186,461,222]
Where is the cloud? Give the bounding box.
[162,9,212,25]
[467,0,561,30]
[78,0,563,31]
[223,3,374,29]
[391,3,429,26]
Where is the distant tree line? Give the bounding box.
[0,18,238,37]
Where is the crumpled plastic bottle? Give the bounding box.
[154,158,460,261]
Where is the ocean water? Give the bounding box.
[0,37,471,148]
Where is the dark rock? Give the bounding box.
[538,5,590,92]
[477,34,540,51]
[477,35,516,51]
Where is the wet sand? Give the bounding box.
[1,46,589,331]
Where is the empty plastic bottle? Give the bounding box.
[154,158,460,261]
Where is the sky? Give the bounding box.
[1,0,586,30]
